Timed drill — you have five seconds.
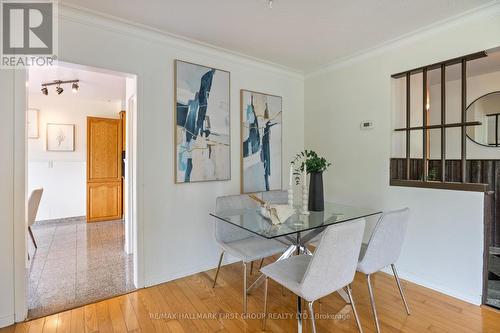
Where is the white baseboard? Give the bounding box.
[380,267,482,305]
[0,314,14,329]
[145,257,239,288]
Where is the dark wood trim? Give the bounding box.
[461,59,467,182]
[391,51,487,78]
[390,179,488,192]
[394,121,481,131]
[406,72,411,180]
[441,64,446,182]
[423,68,428,181]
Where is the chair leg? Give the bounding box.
[307,301,317,333]
[28,226,37,249]
[346,284,364,333]
[212,251,224,288]
[250,261,254,275]
[366,274,381,333]
[259,258,264,269]
[242,262,248,314]
[262,277,269,330]
[391,264,411,315]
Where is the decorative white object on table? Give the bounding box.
[300,169,310,215]
[288,164,294,207]
[260,203,296,225]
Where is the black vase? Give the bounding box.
[308,172,324,211]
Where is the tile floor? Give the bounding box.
[27,219,134,319]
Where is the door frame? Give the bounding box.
[13,61,143,322]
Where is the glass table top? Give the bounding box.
[210,202,381,239]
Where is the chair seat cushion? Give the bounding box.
[220,236,288,263]
[260,254,312,300]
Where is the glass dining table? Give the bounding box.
[210,201,381,333]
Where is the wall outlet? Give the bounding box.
[360,121,374,130]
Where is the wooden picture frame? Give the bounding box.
[240,89,283,194]
[174,60,231,183]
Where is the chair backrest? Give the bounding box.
[262,190,287,204]
[28,188,43,227]
[357,208,409,274]
[299,218,365,301]
[214,194,261,244]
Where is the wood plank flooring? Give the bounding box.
[3,258,500,332]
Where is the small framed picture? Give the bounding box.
[46,123,75,152]
[27,109,39,139]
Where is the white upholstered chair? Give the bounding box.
[28,188,43,249]
[357,208,410,333]
[261,219,366,333]
[213,194,288,313]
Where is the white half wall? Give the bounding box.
[305,5,500,304]
[27,95,122,220]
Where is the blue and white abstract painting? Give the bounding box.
[175,60,230,183]
[241,90,282,193]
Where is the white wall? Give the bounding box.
[27,95,122,220]
[305,5,500,304]
[0,71,16,327]
[0,5,305,327]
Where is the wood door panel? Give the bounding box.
[87,182,122,222]
[87,117,121,181]
[87,116,122,222]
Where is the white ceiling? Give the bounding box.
[61,0,494,73]
[29,64,126,102]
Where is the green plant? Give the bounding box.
[291,150,331,184]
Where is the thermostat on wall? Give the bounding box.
[360,120,374,130]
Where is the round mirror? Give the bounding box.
[467,91,500,147]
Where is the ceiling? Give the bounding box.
[29,64,126,102]
[61,0,494,73]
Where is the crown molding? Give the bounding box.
[305,0,500,78]
[58,3,305,80]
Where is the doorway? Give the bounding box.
[25,63,138,318]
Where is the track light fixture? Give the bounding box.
[41,79,79,96]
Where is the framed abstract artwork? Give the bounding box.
[27,108,39,139]
[46,123,75,152]
[174,60,231,183]
[240,90,282,193]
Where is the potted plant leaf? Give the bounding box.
[292,150,331,211]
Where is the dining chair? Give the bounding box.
[261,218,366,333]
[357,208,410,333]
[28,188,44,249]
[262,190,288,204]
[213,194,288,313]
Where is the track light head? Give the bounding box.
[72,82,79,93]
[41,86,48,95]
[56,86,64,95]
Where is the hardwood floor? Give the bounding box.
[3,258,500,333]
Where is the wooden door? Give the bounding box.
[87,116,122,222]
